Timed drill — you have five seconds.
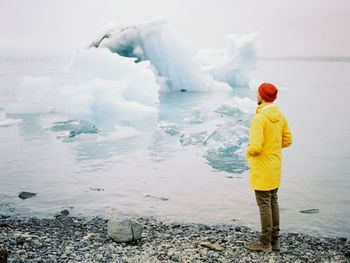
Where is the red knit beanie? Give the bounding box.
[258,83,278,102]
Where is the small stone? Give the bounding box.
[83,233,95,241]
[339,237,347,243]
[171,223,181,229]
[163,233,171,239]
[18,191,36,199]
[171,252,181,262]
[174,240,181,247]
[60,210,69,216]
[200,241,224,251]
[21,233,32,239]
[33,240,42,247]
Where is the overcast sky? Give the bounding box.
[1,0,349,57]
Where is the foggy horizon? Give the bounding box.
[1,0,349,57]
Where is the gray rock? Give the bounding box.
[60,209,69,216]
[300,209,320,214]
[107,219,144,242]
[171,252,181,262]
[18,191,36,200]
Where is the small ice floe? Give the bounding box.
[50,119,99,139]
[215,97,255,119]
[300,209,320,214]
[0,111,22,127]
[5,76,55,114]
[180,131,208,146]
[0,118,22,127]
[184,107,206,124]
[215,104,245,117]
[204,122,249,174]
[157,122,181,136]
[97,126,141,142]
[144,193,169,201]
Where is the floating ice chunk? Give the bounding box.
[215,97,255,119]
[59,79,157,124]
[50,119,95,132]
[204,122,249,174]
[67,48,159,107]
[180,131,208,146]
[215,104,245,117]
[50,119,99,139]
[205,147,249,174]
[0,111,22,127]
[184,107,206,124]
[204,122,249,148]
[61,48,159,124]
[0,118,22,127]
[199,33,258,87]
[6,76,55,114]
[231,96,256,113]
[97,126,141,142]
[157,122,181,136]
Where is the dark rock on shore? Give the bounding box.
[0,214,348,262]
[107,219,144,243]
[54,209,70,219]
[18,192,36,200]
[300,209,320,214]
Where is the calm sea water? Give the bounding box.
[0,55,349,238]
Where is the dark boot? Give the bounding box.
[271,239,280,251]
[244,241,272,253]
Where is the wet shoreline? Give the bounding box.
[0,214,349,262]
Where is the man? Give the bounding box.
[244,83,292,252]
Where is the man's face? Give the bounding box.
[257,91,262,105]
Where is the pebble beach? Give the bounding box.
[0,214,349,263]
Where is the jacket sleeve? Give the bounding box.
[282,117,292,148]
[246,115,265,157]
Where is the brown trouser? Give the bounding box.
[255,188,280,244]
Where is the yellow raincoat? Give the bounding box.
[246,102,292,190]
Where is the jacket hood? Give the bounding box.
[256,102,281,123]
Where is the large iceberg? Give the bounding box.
[198,33,258,87]
[89,19,257,91]
[4,19,258,135]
